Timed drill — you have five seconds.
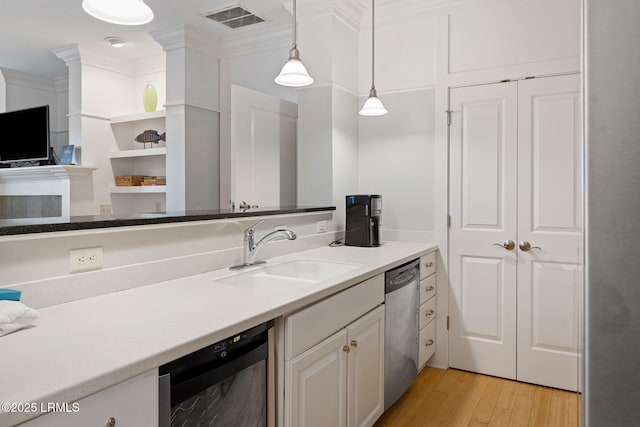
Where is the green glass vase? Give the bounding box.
[143,81,158,112]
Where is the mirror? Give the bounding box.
[0,0,309,233]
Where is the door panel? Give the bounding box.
[449,82,518,379]
[517,74,581,390]
[460,256,505,341]
[286,329,348,427]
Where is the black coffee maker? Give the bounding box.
[345,195,382,247]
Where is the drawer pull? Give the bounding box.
[425,262,434,268]
[107,418,116,427]
[425,339,435,347]
[425,286,435,292]
[350,340,358,347]
[343,345,350,353]
[425,309,435,316]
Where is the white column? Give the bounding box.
[152,26,221,211]
[296,0,362,230]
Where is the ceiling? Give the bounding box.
[0,0,294,80]
[0,0,456,81]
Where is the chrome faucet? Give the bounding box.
[230,220,297,270]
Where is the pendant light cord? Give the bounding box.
[371,0,375,90]
[293,0,298,50]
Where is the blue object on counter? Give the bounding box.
[0,289,21,301]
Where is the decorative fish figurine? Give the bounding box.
[135,130,166,144]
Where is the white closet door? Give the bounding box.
[516,74,581,390]
[448,82,519,379]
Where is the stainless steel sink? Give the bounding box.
[215,259,360,290]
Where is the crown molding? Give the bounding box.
[294,0,364,32]
[0,68,56,93]
[222,23,291,58]
[151,25,221,59]
[53,44,137,76]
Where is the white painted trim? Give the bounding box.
[223,24,291,58]
[446,58,581,87]
[151,25,222,59]
[0,165,94,182]
[67,112,111,121]
[164,101,222,113]
[0,69,57,93]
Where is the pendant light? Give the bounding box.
[82,0,154,26]
[275,0,314,87]
[359,0,387,116]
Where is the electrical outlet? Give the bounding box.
[316,220,327,233]
[99,204,112,215]
[69,247,104,273]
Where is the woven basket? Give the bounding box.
[115,175,145,186]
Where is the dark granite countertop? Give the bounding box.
[0,206,335,236]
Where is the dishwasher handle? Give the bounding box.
[385,259,420,293]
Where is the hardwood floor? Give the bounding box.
[374,368,581,427]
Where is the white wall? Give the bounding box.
[358,89,435,241]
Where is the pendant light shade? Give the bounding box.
[82,0,154,26]
[275,0,313,87]
[360,88,388,116]
[359,0,387,116]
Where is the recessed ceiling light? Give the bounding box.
[105,37,126,48]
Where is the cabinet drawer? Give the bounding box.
[19,369,158,427]
[419,296,436,330]
[419,320,436,369]
[285,274,384,359]
[420,251,437,279]
[419,275,436,305]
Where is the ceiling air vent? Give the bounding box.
[203,5,265,29]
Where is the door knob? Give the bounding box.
[492,240,515,250]
[519,241,541,251]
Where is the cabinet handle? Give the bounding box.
[350,340,358,347]
[425,262,434,268]
[425,339,434,347]
[343,345,350,353]
[426,286,435,292]
[106,417,116,427]
[425,309,435,316]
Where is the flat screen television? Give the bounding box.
[0,105,50,165]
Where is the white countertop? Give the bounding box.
[0,241,436,426]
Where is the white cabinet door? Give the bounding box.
[516,74,581,390]
[448,75,580,391]
[285,329,348,427]
[346,305,384,427]
[19,370,158,427]
[230,85,298,208]
[449,81,519,380]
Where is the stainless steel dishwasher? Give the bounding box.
[384,259,419,410]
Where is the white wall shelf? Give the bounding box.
[110,110,166,124]
[110,186,166,194]
[109,147,166,159]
